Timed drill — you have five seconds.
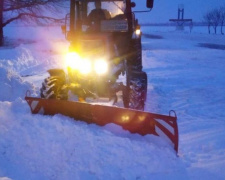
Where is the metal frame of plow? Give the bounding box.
[25,95,179,153]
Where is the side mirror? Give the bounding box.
[146,0,154,8]
[131,2,136,8]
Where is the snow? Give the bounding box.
[1,24,225,180]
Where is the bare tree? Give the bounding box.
[219,6,225,35]
[203,5,225,35]
[0,0,69,46]
[203,11,213,34]
[211,8,221,34]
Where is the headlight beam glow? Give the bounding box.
[65,53,108,75]
[94,59,108,75]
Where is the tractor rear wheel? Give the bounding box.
[128,38,142,71]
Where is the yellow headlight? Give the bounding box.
[65,52,81,69]
[79,59,92,74]
[66,53,108,75]
[94,59,108,75]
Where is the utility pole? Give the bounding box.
[0,0,4,46]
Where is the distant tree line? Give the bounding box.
[0,0,69,46]
[203,5,225,34]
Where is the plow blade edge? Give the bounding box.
[25,96,179,153]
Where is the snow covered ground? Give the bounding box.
[0,25,225,180]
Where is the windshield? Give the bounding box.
[87,1,125,18]
[84,1,127,32]
[69,0,127,33]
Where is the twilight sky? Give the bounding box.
[133,0,225,23]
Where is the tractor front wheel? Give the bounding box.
[123,70,147,111]
[40,76,68,100]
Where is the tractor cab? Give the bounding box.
[65,1,128,36]
[63,0,153,38]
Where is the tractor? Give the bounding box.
[40,0,154,110]
[25,0,179,153]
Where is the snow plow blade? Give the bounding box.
[25,96,178,153]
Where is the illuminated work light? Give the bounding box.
[94,59,108,75]
[135,25,141,35]
[65,52,81,69]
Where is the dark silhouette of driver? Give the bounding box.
[87,0,110,31]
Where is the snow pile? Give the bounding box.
[2,26,69,76]
[0,105,182,179]
[0,66,35,101]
